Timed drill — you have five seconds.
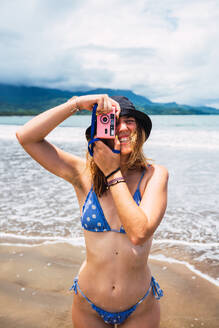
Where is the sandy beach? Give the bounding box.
[0,243,218,328]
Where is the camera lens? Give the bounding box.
[100,114,109,124]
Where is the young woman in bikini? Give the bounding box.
[16,94,168,328]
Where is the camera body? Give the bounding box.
[96,105,116,139]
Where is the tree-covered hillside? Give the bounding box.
[0,84,218,115]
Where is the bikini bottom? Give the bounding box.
[70,276,163,326]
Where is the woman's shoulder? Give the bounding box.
[146,163,169,181]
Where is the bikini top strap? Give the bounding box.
[136,168,146,191]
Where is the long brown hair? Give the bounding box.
[86,119,149,197]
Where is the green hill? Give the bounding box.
[0,84,218,115]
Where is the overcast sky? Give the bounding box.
[0,0,219,107]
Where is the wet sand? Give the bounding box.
[0,243,218,328]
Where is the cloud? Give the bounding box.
[0,0,218,107]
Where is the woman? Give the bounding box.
[16,94,168,328]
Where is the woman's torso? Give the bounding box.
[74,166,154,311]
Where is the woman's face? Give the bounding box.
[116,116,137,155]
[104,116,137,156]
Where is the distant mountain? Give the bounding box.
[0,84,218,115]
[82,88,153,106]
[140,101,219,115]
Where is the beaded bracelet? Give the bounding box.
[107,177,126,188]
[68,96,80,114]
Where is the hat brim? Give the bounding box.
[119,108,152,140]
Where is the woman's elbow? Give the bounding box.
[130,235,144,246]
[129,223,153,246]
[16,128,35,146]
[130,233,152,246]
[16,129,24,145]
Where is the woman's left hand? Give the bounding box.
[93,136,121,176]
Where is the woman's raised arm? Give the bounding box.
[16,98,87,185]
[16,94,120,186]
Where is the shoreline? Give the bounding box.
[0,243,218,328]
[1,233,218,288]
[150,254,219,287]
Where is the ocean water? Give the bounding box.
[0,115,218,286]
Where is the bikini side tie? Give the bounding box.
[151,276,164,299]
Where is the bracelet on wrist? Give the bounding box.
[68,96,80,114]
[107,177,126,188]
[105,167,121,180]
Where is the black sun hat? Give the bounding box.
[85,96,152,141]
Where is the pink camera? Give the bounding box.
[96,105,116,139]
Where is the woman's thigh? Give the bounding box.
[123,297,161,328]
[72,295,109,328]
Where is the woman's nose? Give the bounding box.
[117,121,128,132]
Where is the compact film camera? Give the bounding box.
[96,105,116,139]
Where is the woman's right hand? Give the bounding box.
[75,94,121,118]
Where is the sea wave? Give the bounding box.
[0,232,85,247]
[153,239,218,248]
[2,232,217,247]
[1,125,219,150]
[150,254,219,287]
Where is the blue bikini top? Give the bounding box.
[81,169,146,234]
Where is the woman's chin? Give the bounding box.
[120,143,132,155]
